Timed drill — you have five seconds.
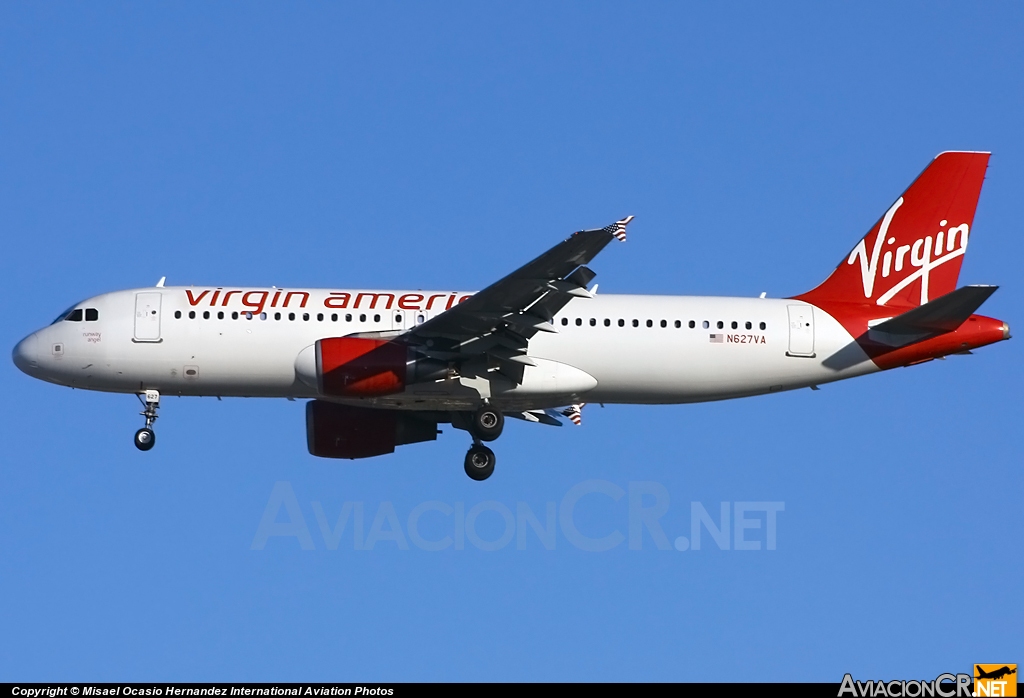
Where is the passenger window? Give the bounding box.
[689,320,695,328]
[374,314,380,322]
[203,311,210,320]
[317,313,324,321]
[66,309,83,322]
[395,314,402,323]
[332,314,338,322]
[359,314,367,322]
[717,321,724,329]
[245,312,253,320]
[303,313,310,321]
[189,311,196,319]
[232,312,239,320]
[632,319,639,327]
[674,320,681,328]
[218,311,225,320]
[660,320,667,328]
[646,320,653,328]
[346,314,352,322]
[589,318,596,326]
[759,322,767,330]
[745,321,752,330]
[289,313,296,321]
[274,312,281,320]
[731,321,738,329]
[604,319,611,327]
[562,318,568,326]
[174,310,182,319]
[575,318,582,326]
[618,319,625,327]
[85,308,99,321]
[702,321,709,329]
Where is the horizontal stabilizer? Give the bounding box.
[869,285,998,341]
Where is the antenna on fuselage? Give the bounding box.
[156,277,166,287]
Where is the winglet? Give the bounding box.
[604,215,634,242]
[561,403,585,425]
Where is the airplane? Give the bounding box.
[975,666,1017,681]
[11,151,1010,480]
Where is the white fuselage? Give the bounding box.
[13,286,879,411]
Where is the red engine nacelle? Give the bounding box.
[315,336,446,397]
[306,400,438,459]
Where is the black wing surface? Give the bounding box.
[400,216,633,382]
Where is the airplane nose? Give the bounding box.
[12,333,40,374]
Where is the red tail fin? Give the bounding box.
[796,152,990,309]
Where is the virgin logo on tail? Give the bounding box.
[849,197,970,306]
[795,151,989,310]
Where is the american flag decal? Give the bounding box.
[709,334,724,343]
[562,403,585,426]
[603,215,634,242]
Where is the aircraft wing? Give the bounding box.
[400,216,633,381]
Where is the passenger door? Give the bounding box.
[134,292,163,342]
[786,304,815,357]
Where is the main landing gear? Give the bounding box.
[134,389,160,451]
[464,444,496,481]
[462,405,504,481]
[471,405,504,441]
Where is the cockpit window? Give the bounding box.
[51,303,97,323]
[52,305,79,324]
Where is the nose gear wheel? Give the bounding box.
[134,390,161,452]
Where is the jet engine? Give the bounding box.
[306,400,438,459]
[295,337,447,398]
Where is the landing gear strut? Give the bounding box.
[464,443,496,481]
[134,389,160,451]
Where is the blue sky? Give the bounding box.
[1,2,1021,682]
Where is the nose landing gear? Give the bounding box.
[134,390,160,451]
[134,427,155,450]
